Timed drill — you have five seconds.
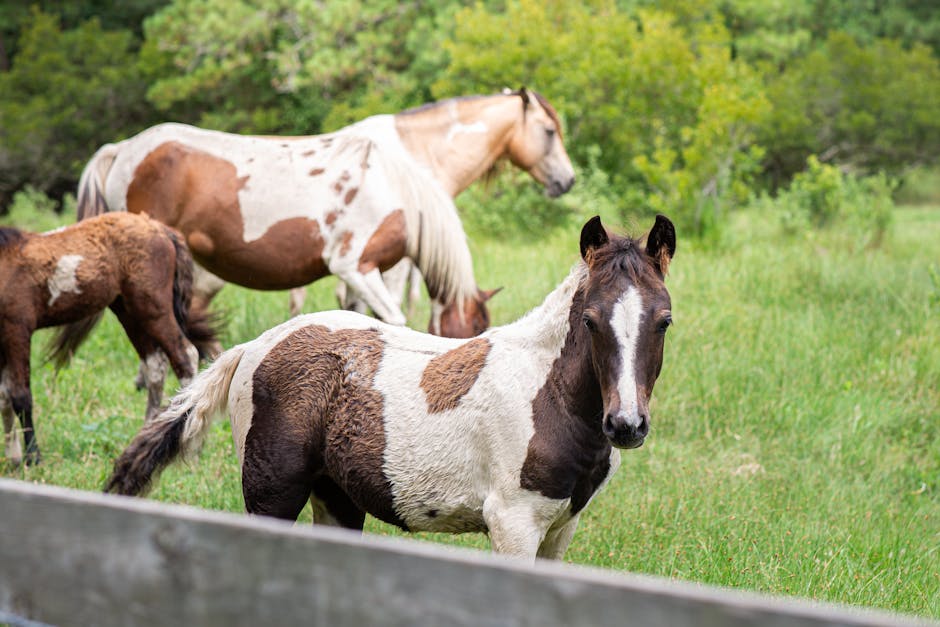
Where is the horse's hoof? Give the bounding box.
[24,450,41,466]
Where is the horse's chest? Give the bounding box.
[520,426,616,516]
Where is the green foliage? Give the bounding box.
[4,186,75,232]
[439,1,770,237]
[140,0,467,133]
[0,8,155,207]
[763,155,895,247]
[458,145,625,240]
[761,32,940,184]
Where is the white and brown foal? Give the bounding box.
[106,215,675,561]
[0,214,216,465]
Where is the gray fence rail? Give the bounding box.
[0,478,931,627]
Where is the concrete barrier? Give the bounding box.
[0,479,931,626]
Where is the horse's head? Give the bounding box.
[578,215,675,449]
[430,288,501,339]
[505,88,575,198]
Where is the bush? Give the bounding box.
[764,156,894,246]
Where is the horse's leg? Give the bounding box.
[110,301,190,421]
[537,515,581,560]
[482,495,549,560]
[309,475,366,531]
[335,280,369,315]
[1,330,38,465]
[406,263,423,319]
[288,287,306,317]
[0,359,23,466]
[337,261,412,318]
[191,265,225,358]
[331,266,407,326]
[242,440,315,522]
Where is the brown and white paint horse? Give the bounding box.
[107,215,675,561]
[0,213,216,465]
[76,88,573,339]
[328,87,575,327]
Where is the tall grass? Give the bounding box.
[2,203,937,618]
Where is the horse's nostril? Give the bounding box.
[602,414,618,438]
[637,416,650,438]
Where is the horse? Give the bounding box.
[318,86,576,326]
[0,213,217,466]
[76,88,574,340]
[105,214,676,561]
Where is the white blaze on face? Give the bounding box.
[47,254,84,306]
[610,286,643,428]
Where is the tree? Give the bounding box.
[0,8,157,208]
[761,31,940,185]
[139,0,468,134]
[437,0,769,234]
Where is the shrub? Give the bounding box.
[766,156,894,246]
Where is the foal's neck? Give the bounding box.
[395,96,518,197]
[507,263,604,428]
[505,264,586,352]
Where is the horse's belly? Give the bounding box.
[187,216,329,290]
[384,467,487,533]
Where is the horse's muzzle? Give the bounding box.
[603,413,648,449]
[546,175,575,198]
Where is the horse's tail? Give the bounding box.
[165,225,219,359]
[76,142,119,220]
[104,344,245,496]
[44,312,105,370]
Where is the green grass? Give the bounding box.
[2,205,938,618]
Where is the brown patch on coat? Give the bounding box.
[309,167,325,176]
[344,187,358,205]
[126,142,329,290]
[358,209,407,274]
[419,338,491,413]
[339,231,354,257]
[301,149,316,157]
[333,180,344,194]
[325,210,341,226]
[243,324,406,528]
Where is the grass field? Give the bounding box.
[2,202,938,619]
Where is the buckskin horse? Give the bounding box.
[106,215,675,561]
[76,88,575,339]
[0,213,216,465]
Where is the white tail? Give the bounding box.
[104,344,245,496]
[76,143,119,220]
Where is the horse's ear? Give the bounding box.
[518,86,531,106]
[479,287,503,302]
[645,214,676,277]
[580,215,609,260]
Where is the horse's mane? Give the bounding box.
[331,135,478,306]
[398,90,562,139]
[397,94,490,117]
[0,226,26,251]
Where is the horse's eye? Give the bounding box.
[583,314,598,333]
[546,127,556,138]
[657,317,672,334]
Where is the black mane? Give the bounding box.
[0,226,25,251]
